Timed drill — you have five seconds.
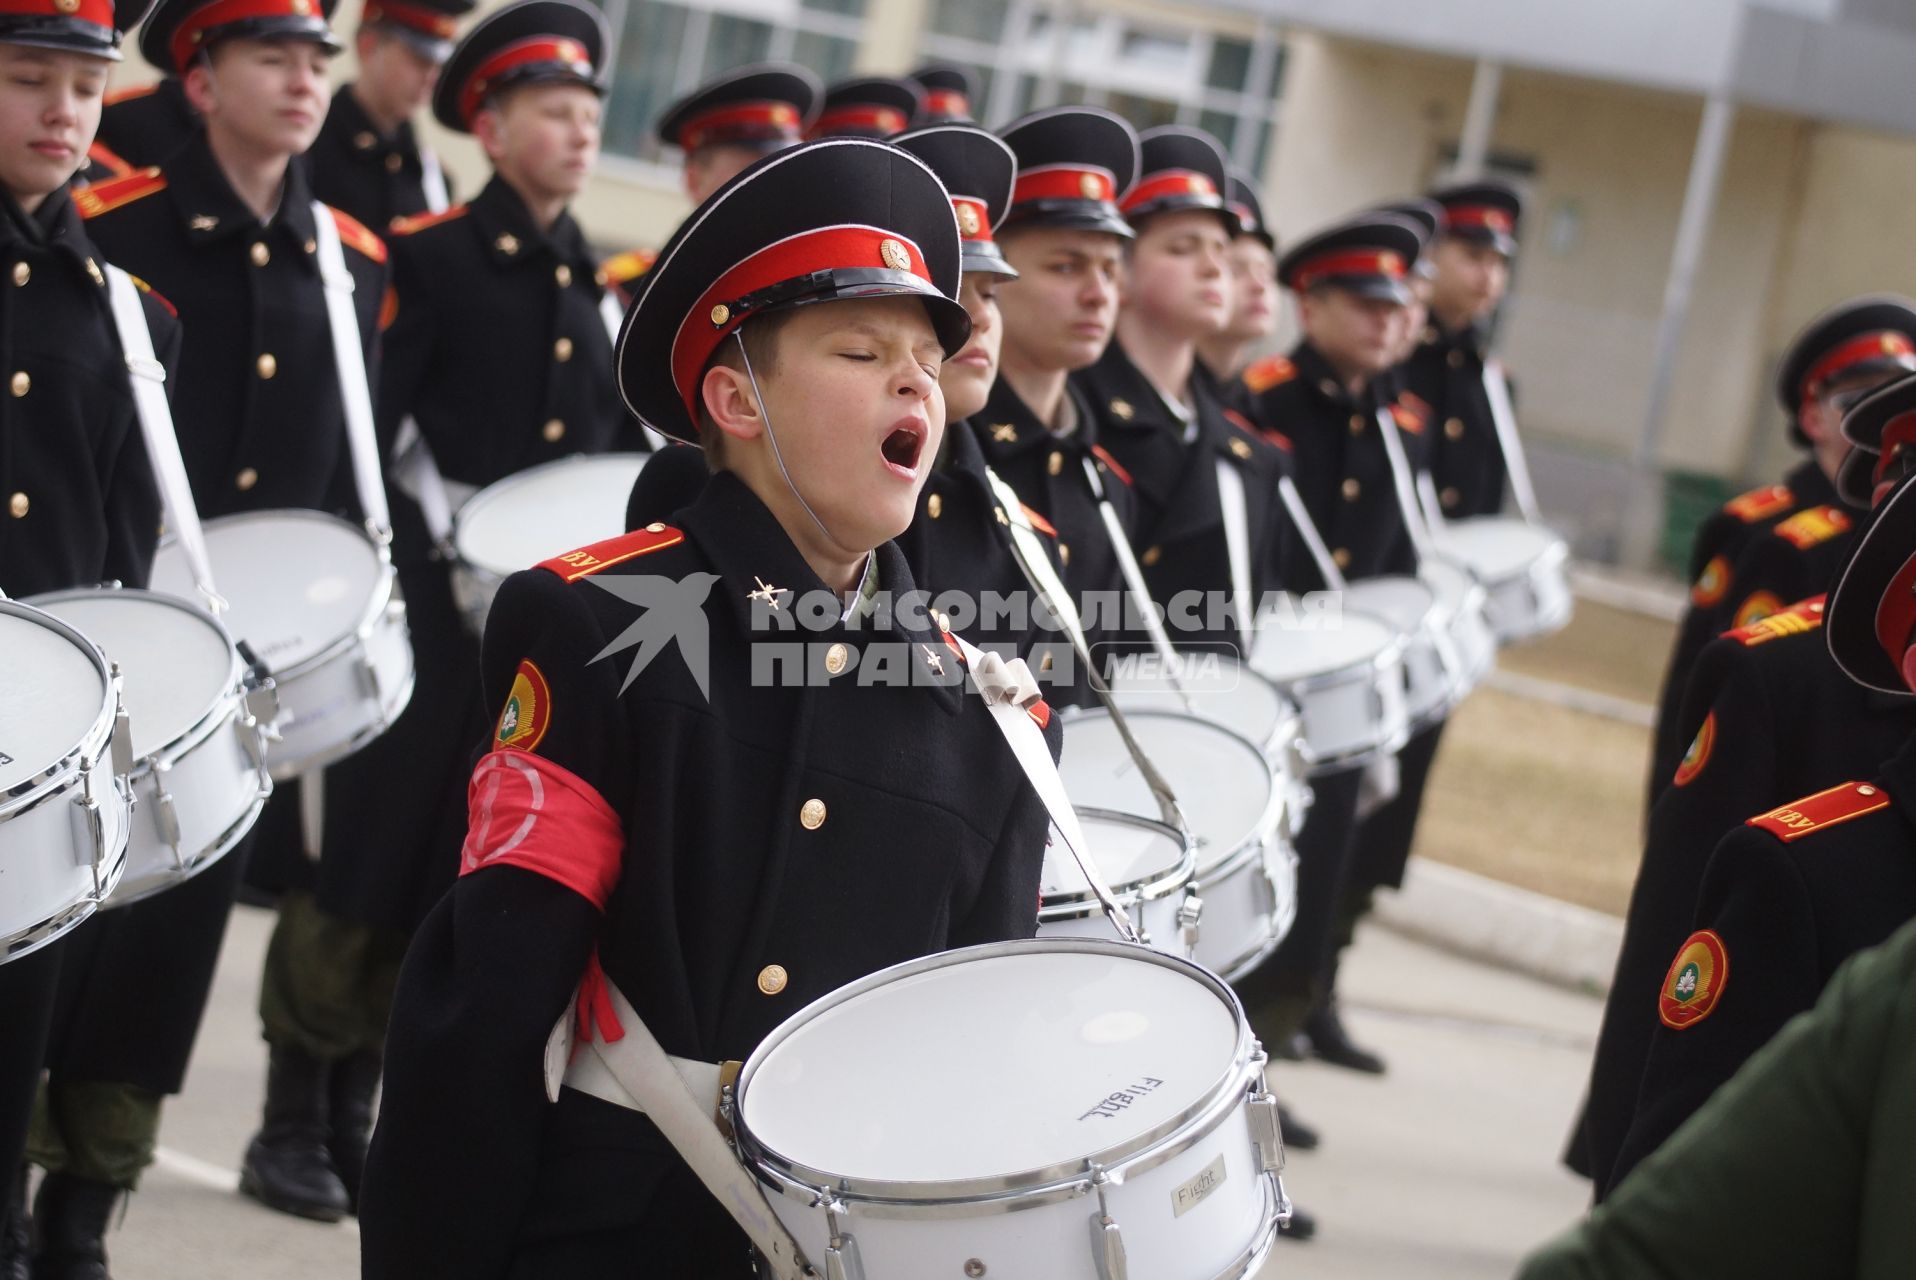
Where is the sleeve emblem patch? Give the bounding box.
[1672,711,1715,787]
[1731,590,1782,630]
[1690,555,1730,607]
[496,660,552,751]
[1658,929,1729,1030]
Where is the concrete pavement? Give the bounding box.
[64,906,1599,1279]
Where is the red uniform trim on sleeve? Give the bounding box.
[460,748,623,910]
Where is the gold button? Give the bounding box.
[799,798,826,830]
[1332,547,1351,569]
[1348,414,1365,435]
[304,238,317,255]
[236,467,259,491]
[353,130,376,150]
[824,643,849,676]
[9,371,27,397]
[555,264,573,287]
[757,964,788,996]
[85,258,102,285]
[1058,543,1070,567]
[1141,545,1162,567]
[10,262,27,286]
[1230,438,1252,460]
[385,152,402,173]
[927,493,943,519]
[249,241,269,267]
[1048,451,1063,476]
[8,491,27,518]
[709,303,730,327]
[542,418,566,443]
[553,336,574,362]
[1448,349,1465,369]
[644,522,666,533]
[256,353,277,379]
[1441,486,1461,508]
[1859,785,1878,796]
[1445,417,1465,441]
[1341,477,1360,501]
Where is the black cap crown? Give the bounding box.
[1429,178,1521,255]
[1775,295,1916,451]
[430,0,607,133]
[909,63,976,123]
[998,106,1139,240]
[1225,169,1273,251]
[1278,213,1423,304]
[1827,464,1916,694]
[0,0,154,60]
[138,0,339,74]
[359,0,474,63]
[894,124,1017,279]
[807,75,922,139]
[654,62,820,155]
[1121,124,1230,230]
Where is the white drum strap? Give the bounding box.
[418,147,449,215]
[103,264,224,613]
[392,417,456,549]
[1080,458,1184,672]
[1415,470,1448,532]
[1482,358,1543,525]
[952,631,1139,945]
[310,201,392,543]
[982,467,1088,653]
[1374,406,1434,563]
[1276,474,1346,591]
[1214,457,1254,650]
[598,289,668,452]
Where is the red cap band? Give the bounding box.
[1119,169,1218,214]
[1291,249,1408,291]
[1227,201,1258,234]
[807,104,907,138]
[678,99,803,151]
[924,88,969,117]
[0,0,113,32]
[1803,330,1916,403]
[1445,204,1513,233]
[458,35,592,125]
[951,196,990,243]
[1011,164,1116,207]
[170,0,324,69]
[362,0,453,38]
[671,224,932,427]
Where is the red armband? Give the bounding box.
[460,748,624,910]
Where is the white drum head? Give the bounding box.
[34,594,232,758]
[1418,556,1474,613]
[0,609,105,792]
[151,512,379,675]
[1433,517,1564,582]
[1104,657,1286,748]
[1062,712,1272,874]
[1249,610,1394,680]
[1342,577,1436,633]
[1043,810,1185,898]
[741,947,1239,1183]
[454,454,648,578]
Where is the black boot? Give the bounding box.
[326,1051,380,1214]
[1276,1103,1320,1152]
[239,1046,349,1222]
[1302,999,1386,1075]
[28,1172,119,1280]
[1,1171,28,1280]
[1277,1203,1318,1242]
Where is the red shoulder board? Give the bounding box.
[103,82,156,106]
[389,204,469,236]
[1089,443,1133,487]
[1222,407,1263,440]
[1020,503,1057,538]
[1399,389,1433,419]
[85,141,133,181]
[1723,483,1793,523]
[601,248,656,285]
[538,524,684,582]
[1773,505,1851,550]
[1747,780,1889,843]
[73,168,166,219]
[1241,355,1295,395]
[1727,595,1823,647]
[1389,400,1425,434]
[126,273,177,318]
[328,207,387,264]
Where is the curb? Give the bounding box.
[1372,856,1623,997]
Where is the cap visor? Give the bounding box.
[959,247,1017,279]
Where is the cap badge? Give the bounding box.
[1380,251,1402,275]
[290,0,311,14]
[709,303,731,327]
[879,238,911,272]
[1079,173,1102,200]
[773,105,796,125]
[1188,175,1206,193]
[956,203,982,237]
[54,0,79,12]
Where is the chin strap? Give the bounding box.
[736,329,843,555]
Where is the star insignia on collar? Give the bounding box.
[746,576,789,610]
[990,422,1017,443]
[1229,438,1253,460]
[1109,398,1134,421]
[922,644,944,676]
[496,232,520,255]
[189,214,218,231]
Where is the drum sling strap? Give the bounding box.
[419,147,449,216]
[1374,405,1434,566]
[1276,474,1347,591]
[311,201,393,545]
[1481,358,1542,524]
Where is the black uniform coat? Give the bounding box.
[1647,460,1838,812]
[1611,729,1916,1186]
[305,84,445,232]
[1580,609,1915,1196]
[359,471,1053,1276]
[1397,316,1507,519]
[96,78,197,169]
[47,142,389,1093]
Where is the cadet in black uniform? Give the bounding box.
[908,61,976,124]
[235,0,635,1221]
[1646,297,1916,812]
[305,0,474,230]
[983,106,1141,663]
[1576,374,1916,1196]
[0,0,172,1266]
[359,136,1053,1278]
[1397,179,1521,520]
[95,74,194,166]
[30,0,387,1259]
[805,73,920,140]
[1610,462,1916,1186]
[1196,168,1277,391]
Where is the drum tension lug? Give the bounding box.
[1177,890,1203,952]
[819,1197,863,1280]
[109,669,135,780]
[1088,1170,1128,1280]
[149,759,185,870]
[1246,1076,1287,1176]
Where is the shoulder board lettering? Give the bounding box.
[1241,355,1295,395]
[127,273,177,318]
[73,168,166,219]
[1747,780,1889,843]
[1658,930,1729,1030]
[389,203,470,236]
[1724,483,1794,524]
[1773,505,1851,551]
[601,248,656,285]
[537,524,684,582]
[1728,595,1824,647]
[1089,443,1133,487]
[328,207,387,264]
[1020,503,1058,538]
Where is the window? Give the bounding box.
[596,0,866,168]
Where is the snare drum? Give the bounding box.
[1060,710,1292,980]
[734,939,1289,1280]
[1040,807,1197,957]
[29,589,272,908]
[1343,576,1456,729]
[151,510,413,779]
[1248,604,1411,772]
[1430,516,1572,643]
[1420,555,1495,695]
[0,600,131,960]
[451,453,649,635]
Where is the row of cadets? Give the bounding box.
[235,0,640,1223]
[1574,365,1916,1193]
[26,0,389,1265]
[1645,298,1916,814]
[359,135,1056,1277]
[0,0,176,1270]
